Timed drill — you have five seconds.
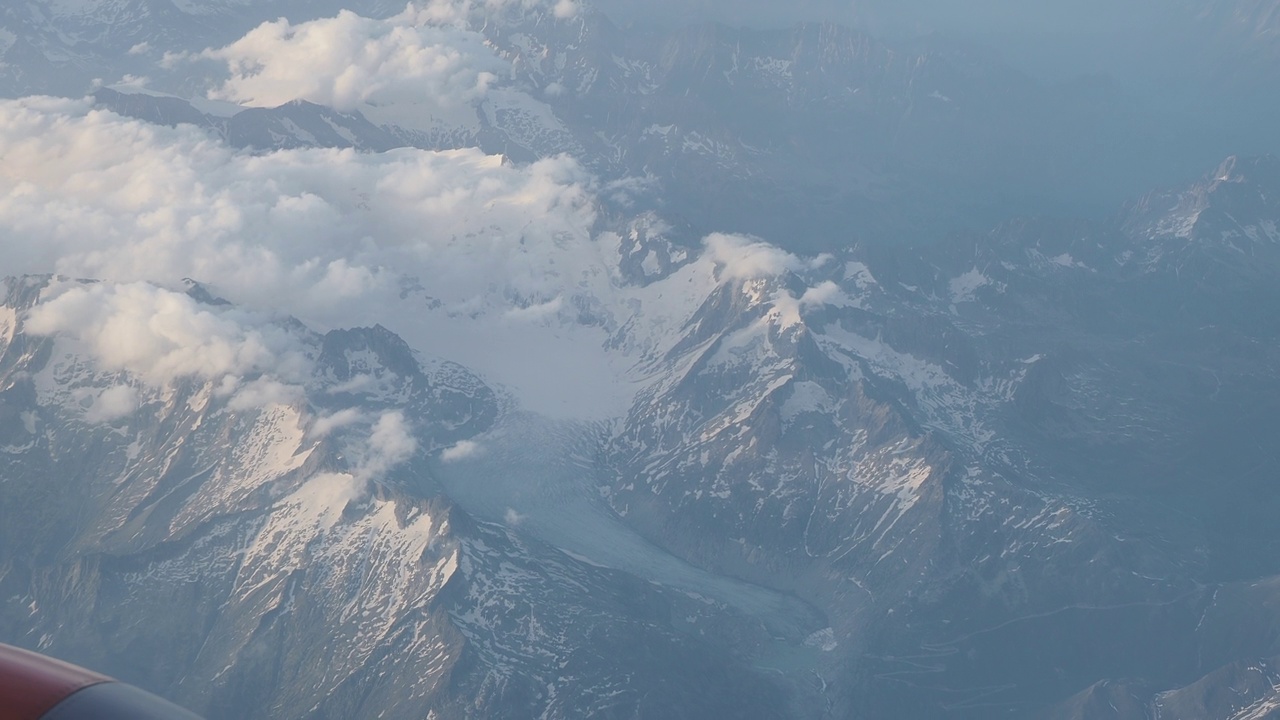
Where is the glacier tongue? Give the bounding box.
[0,273,816,719]
[433,410,824,637]
[304,225,797,421]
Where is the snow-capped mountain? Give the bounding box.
[4,2,1280,719]
[0,275,796,719]
[5,154,1280,718]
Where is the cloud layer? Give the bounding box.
[201,8,505,112]
[0,94,621,415]
[0,92,835,417]
[0,96,598,325]
[25,281,312,388]
[0,5,842,419]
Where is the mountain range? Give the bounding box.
[1,2,1279,719]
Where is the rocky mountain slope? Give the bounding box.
[0,276,794,719]
[3,154,1280,718]
[2,2,1280,719]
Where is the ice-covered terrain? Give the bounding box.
[432,411,824,639]
[3,2,1280,720]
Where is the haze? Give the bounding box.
[595,0,1213,79]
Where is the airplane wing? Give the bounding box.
[0,643,202,720]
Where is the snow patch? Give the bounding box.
[843,261,877,290]
[1049,253,1089,269]
[948,268,989,304]
[0,306,16,350]
[779,381,834,424]
[804,627,838,652]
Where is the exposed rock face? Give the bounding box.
[0,277,789,719]
[4,152,1280,718]
[596,156,1280,716]
[4,3,1280,719]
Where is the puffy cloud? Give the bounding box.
[83,385,139,424]
[769,280,848,327]
[0,95,833,417]
[25,281,312,390]
[440,439,483,462]
[0,91,834,419]
[702,233,803,280]
[225,377,309,411]
[0,94,622,416]
[306,412,420,493]
[201,8,505,113]
[0,1,829,420]
[502,296,564,324]
[359,411,418,478]
[25,280,313,413]
[0,97,598,326]
[311,407,364,437]
[552,0,579,18]
[799,280,843,307]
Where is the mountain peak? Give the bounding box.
[1123,154,1280,249]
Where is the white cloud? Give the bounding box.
[503,296,564,323]
[799,281,843,307]
[0,95,618,416]
[225,377,308,411]
[201,8,506,113]
[83,384,139,424]
[702,233,803,280]
[0,4,828,421]
[808,253,835,270]
[24,280,314,413]
[359,411,418,478]
[0,97,599,327]
[326,374,375,395]
[25,281,312,391]
[552,0,579,18]
[769,281,847,328]
[440,439,483,462]
[312,408,364,437]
